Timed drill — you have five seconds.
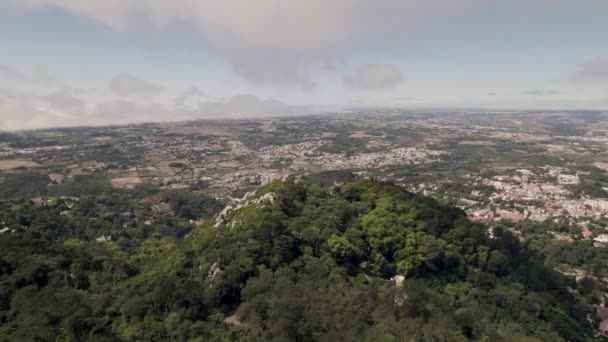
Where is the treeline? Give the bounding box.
[0,172,112,200]
[514,219,608,284]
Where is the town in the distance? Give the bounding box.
[3,109,608,339]
[4,110,608,235]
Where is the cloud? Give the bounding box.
[93,98,171,124]
[570,56,608,81]
[395,96,417,101]
[4,1,608,89]
[0,63,59,85]
[2,0,480,87]
[33,65,58,84]
[0,64,28,82]
[199,95,294,118]
[43,89,86,114]
[0,88,80,130]
[174,87,209,112]
[523,89,561,96]
[344,64,404,89]
[173,88,297,119]
[93,93,294,123]
[108,73,162,97]
[0,84,298,130]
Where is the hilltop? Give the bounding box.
[0,178,599,341]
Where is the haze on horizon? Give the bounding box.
[0,0,607,130]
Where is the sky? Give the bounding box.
[0,0,607,130]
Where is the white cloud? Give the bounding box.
[108,73,162,97]
[2,0,478,87]
[570,57,608,81]
[0,84,298,130]
[0,64,28,82]
[200,95,294,118]
[523,89,561,96]
[44,89,85,113]
[174,87,209,113]
[0,63,59,85]
[0,88,77,130]
[344,64,404,89]
[395,96,417,102]
[93,98,170,124]
[33,65,58,84]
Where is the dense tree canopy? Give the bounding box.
[0,178,601,341]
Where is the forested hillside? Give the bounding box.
[0,178,601,341]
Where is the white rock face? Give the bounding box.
[253,192,276,205]
[595,234,608,243]
[215,192,277,228]
[392,274,405,287]
[208,262,222,287]
[96,235,112,242]
[214,205,233,227]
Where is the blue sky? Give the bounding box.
[0,0,607,129]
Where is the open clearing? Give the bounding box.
[111,177,142,189]
[0,160,40,171]
[458,140,496,146]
